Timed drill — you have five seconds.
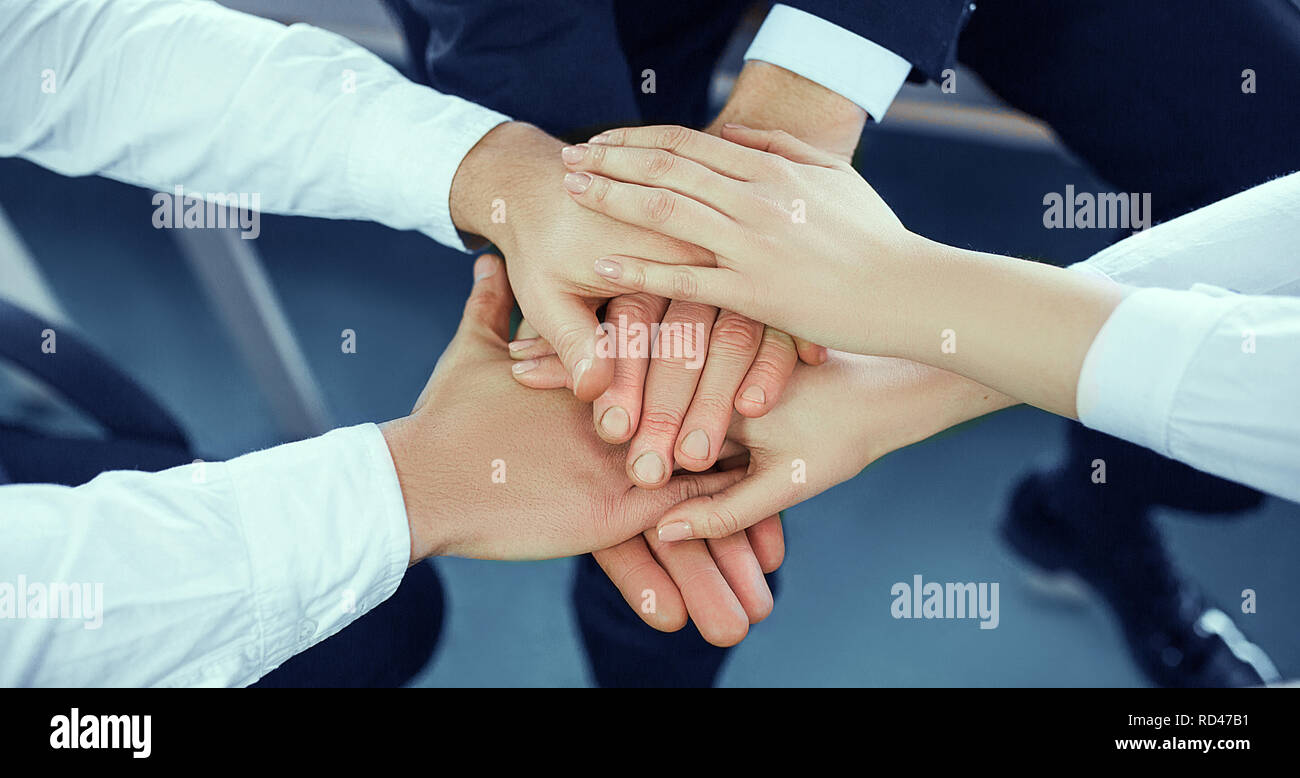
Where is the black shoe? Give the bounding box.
[1002,473,1280,688]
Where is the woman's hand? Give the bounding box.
[510,339,1016,544]
[558,124,924,357]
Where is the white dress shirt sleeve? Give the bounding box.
[1068,172,1300,295]
[1069,172,1300,503]
[0,0,509,251]
[743,4,913,122]
[0,423,412,687]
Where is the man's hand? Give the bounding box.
[380,255,782,645]
[449,121,716,401]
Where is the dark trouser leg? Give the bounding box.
[571,553,780,687]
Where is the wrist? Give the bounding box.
[380,414,458,565]
[710,61,866,160]
[449,121,564,250]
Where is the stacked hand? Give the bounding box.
[384,254,785,645]
[448,122,825,643]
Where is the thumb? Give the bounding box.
[653,466,794,542]
[533,294,614,402]
[720,124,844,168]
[458,254,514,341]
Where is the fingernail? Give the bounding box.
[722,123,749,130]
[508,339,537,352]
[658,521,693,542]
[632,452,665,484]
[741,386,766,405]
[680,429,710,459]
[563,172,592,193]
[573,357,592,387]
[594,257,622,279]
[599,406,630,438]
[473,255,497,280]
[511,359,539,374]
[588,133,609,144]
[561,144,587,164]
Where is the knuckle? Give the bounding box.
[686,391,736,421]
[602,128,626,146]
[587,141,609,168]
[549,317,595,356]
[709,314,762,358]
[704,501,743,537]
[639,408,685,438]
[643,189,676,224]
[588,174,612,203]
[607,293,661,326]
[656,125,692,151]
[668,267,699,300]
[643,149,675,180]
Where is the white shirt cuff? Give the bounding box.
[743,3,912,122]
[224,423,410,684]
[348,81,510,252]
[1075,287,1242,457]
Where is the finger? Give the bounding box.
[561,142,747,215]
[794,336,829,366]
[656,467,795,542]
[705,531,774,625]
[590,124,768,180]
[645,532,749,647]
[531,294,613,402]
[459,254,513,341]
[593,293,668,443]
[592,540,688,633]
[563,171,742,256]
[515,318,540,340]
[674,311,761,472]
[592,254,736,311]
[746,514,786,574]
[507,337,556,361]
[719,124,846,169]
[735,326,798,418]
[625,300,716,489]
[509,354,570,390]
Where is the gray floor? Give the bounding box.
[3,117,1297,686]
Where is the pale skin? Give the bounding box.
[447,119,789,643]
[381,255,787,645]
[513,320,1014,544]
[558,123,1129,420]
[516,123,1128,543]
[444,61,871,639]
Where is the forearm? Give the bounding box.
[1,0,505,246]
[707,61,867,159]
[873,237,1126,418]
[0,425,408,686]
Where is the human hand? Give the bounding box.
[509,342,1015,542]
[381,255,784,645]
[380,254,741,560]
[558,124,920,358]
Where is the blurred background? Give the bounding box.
[2,0,1296,686]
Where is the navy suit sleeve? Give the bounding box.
[778,0,976,81]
